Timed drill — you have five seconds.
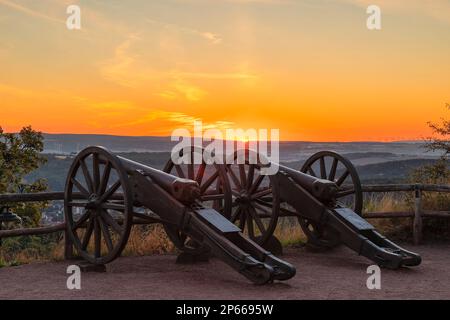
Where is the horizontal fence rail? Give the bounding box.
[0,184,449,247]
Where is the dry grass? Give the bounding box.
[0,236,63,267]
[363,193,413,240]
[273,217,306,246]
[122,225,176,256]
[0,225,176,268]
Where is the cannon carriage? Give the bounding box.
[165,148,422,269]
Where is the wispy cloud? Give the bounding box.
[0,0,64,24]
[114,109,234,131]
[173,71,258,80]
[158,79,207,102]
[99,33,157,88]
[73,95,234,132]
[99,34,256,102]
[147,18,222,44]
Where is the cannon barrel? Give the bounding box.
[278,164,338,201]
[117,156,201,203]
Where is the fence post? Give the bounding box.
[64,225,75,260]
[413,184,423,245]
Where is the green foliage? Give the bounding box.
[424,103,450,155]
[0,126,48,227]
[408,105,450,239]
[0,233,62,268]
[410,104,449,185]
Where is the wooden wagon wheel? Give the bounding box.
[224,149,280,246]
[64,146,133,264]
[298,151,363,248]
[163,146,232,253]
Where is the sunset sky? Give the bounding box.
[0,0,449,141]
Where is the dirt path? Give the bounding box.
[1,244,449,299]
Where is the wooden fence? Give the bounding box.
[0,184,449,253]
[361,184,450,244]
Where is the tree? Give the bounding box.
[425,103,450,156]
[410,104,449,185]
[0,126,48,227]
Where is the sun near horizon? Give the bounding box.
[1,0,449,142]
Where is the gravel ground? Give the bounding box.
[1,243,449,300]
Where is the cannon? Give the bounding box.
[64,146,296,284]
[165,149,421,269]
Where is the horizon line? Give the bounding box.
[40,132,425,144]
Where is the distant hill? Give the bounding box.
[26,152,171,191]
[43,133,437,159]
[356,159,438,184]
[33,134,443,190]
[26,153,439,191]
[43,134,174,153]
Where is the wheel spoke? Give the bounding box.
[81,217,94,250]
[247,213,255,238]
[98,161,112,195]
[98,215,114,252]
[320,157,327,179]
[328,158,338,181]
[247,164,255,190]
[67,201,89,207]
[94,217,101,258]
[200,171,219,193]
[336,188,355,197]
[239,209,247,230]
[101,202,126,211]
[174,165,186,179]
[188,160,195,180]
[100,210,123,234]
[239,164,247,189]
[336,170,350,186]
[72,210,91,229]
[249,206,266,234]
[71,178,90,197]
[201,193,225,201]
[227,167,242,190]
[249,174,264,194]
[252,201,273,217]
[80,159,94,193]
[255,198,272,208]
[195,165,206,185]
[231,207,242,222]
[307,166,317,177]
[99,180,121,203]
[93,153,100,193]
[251,188,272,199]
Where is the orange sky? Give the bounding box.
[0,0,449,141]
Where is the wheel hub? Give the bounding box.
[86,194,100,210]
[236,191,252,206]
